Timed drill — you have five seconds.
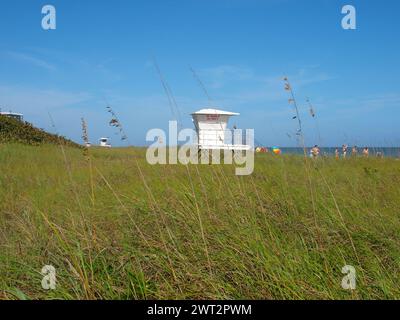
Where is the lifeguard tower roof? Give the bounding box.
[191,108,239,116]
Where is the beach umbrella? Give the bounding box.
[272,147,282,155]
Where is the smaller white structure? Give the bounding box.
[191,108,251,151]
[99,137,111,148]
[0,111,24,122]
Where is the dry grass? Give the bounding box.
[1,144,400,299]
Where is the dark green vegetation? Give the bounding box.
[0,144,399,299]
[0,115,79,147]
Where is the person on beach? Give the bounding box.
[311,145,320,158]
[362,147,369,157]
[335,148,340,159]
[342,145,348,158]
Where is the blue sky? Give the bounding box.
[0,0,399,146]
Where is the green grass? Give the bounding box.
[1,143,400,299]
[0,115,79,147]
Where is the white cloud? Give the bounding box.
[0,85,92,113]
[198,64,333,103]
[5,51,56,71]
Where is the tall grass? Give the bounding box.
[0,144,400,299]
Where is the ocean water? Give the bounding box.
[276,147,400,158]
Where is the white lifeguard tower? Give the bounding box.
[99,137,111,148]
[191,108,251,151]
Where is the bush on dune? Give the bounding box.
[0,115,80,147]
